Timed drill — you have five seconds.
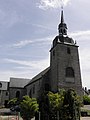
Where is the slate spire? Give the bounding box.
[58,8,67,36]
[61,9,64,24]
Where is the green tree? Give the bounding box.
[39,92,50,120]
[47,89,82,120]
[8,98,18,107]
[83,95,90,105]
[20,95,39,120]
[39,89,82,120]
[47,90,65,119]
[48,91,64,111]
[62,89,82,120]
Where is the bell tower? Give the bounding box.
[50,9,83,96]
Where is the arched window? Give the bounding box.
[16,91,20,98]
[66,67,74,77]
[6,92,8,96]
[0,83,2,88]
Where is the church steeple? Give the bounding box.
[61,10,64,24]
[58,9,67,36]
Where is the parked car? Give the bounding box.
[10,105,20,112]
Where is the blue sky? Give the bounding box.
[0,0,90,88]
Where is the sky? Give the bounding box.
[0,0,90,88]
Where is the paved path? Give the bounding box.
[0,108,90,120]
[0,116,90,120]
[81,117,90,120]
[82,105,90,110]
[0,108,11,113]
[0,115,23,120]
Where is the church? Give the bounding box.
[0,9,83,106]
[24,9,83,99]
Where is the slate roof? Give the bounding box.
[25,67,50,87]
[9,77,31,88]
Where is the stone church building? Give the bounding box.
[0,10,83,106]
[25,9,83,99]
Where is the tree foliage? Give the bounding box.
[20,95,39,120]
[62,89,82,120]
[8,89,82,120]
[47,90,65,119]
[8,98,18,107]
[48,90,64,111]
[83,95,90,105]
[45,89,82,120]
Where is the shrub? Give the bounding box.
[20,95,39,120]
[83,95,90,105]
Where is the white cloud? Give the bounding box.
[38,0,71,10]
[13,40,33,48]
[4,57,49,70]
[70,30,90,39]
[2,57,49,81]
[32,23,55,31]
[0,70,32,81]
[12,36,53,48]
